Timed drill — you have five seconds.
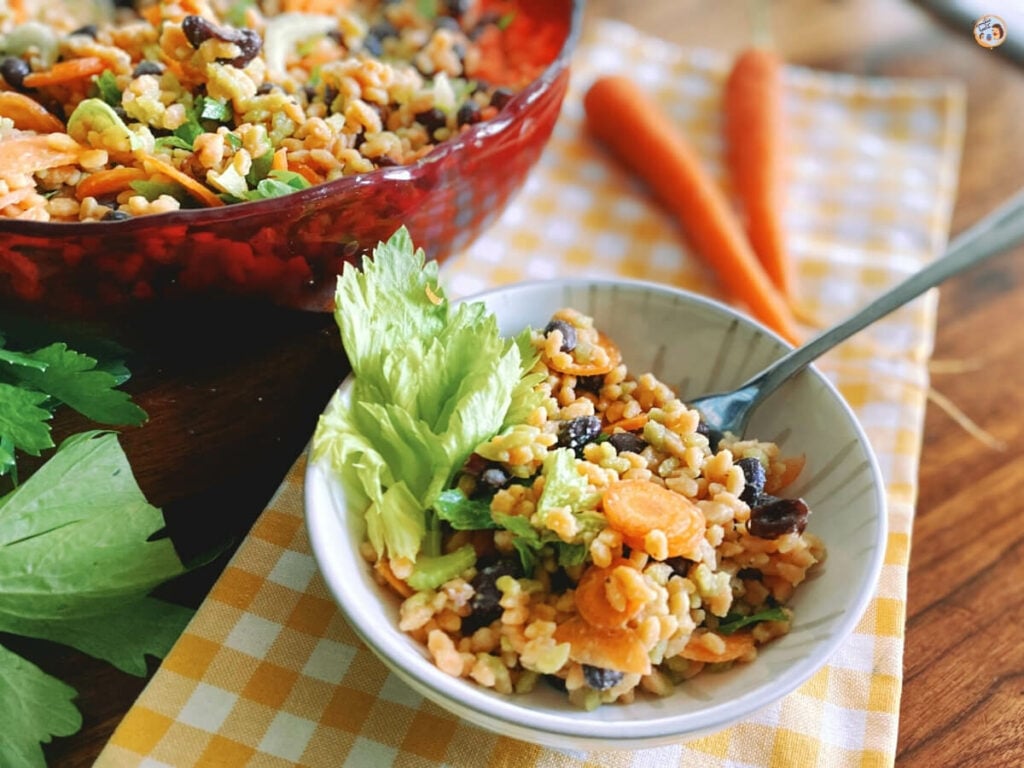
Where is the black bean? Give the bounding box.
[103,209,132,221]
[369,20,399,39]
[574,374,605,394]
[70,24,99,38]
[557,415,602,456]
[736,457,766,504]
[132,60,164,77]
[748,497,810,539]
[181,15,263,68]
[1,57,31,91]
[478,465,510,494]
[665,556,691,576]
[456,101,481,126]
[464,558,522,632]
[608,432,647,455]
[414,107,447,135]
[736,567,763,581]
[256,82,276,95]
[543,318,576,352]
[490,87,514,109]
[582,665,624,691]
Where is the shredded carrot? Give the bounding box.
[271,147,288,172]
[374,559,413,598]
[0,92,64,133]
[142,155,225,207]
[608,413,648,433]
[22,57,109,89]
[583,75,801,346]
[75,166,147,201]
[765,453,806,495]
[724,47,793,300]
[680,631,756,663]
[602,479,706,560]
[0,134,82,176]
[553,616,651,675]
[573,559,645,629]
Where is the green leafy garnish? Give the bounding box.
[94,69,122,107]
[717,606,789,635]
[433,487,497,531]
[416,0,438,19]
[226,0,256,27]
[312,226,539,564]
[198,96,232,122]
[0,338,146,476]
[130,178,184,202]
[154,135,195,152]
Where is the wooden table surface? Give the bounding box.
[22,1,1023,766]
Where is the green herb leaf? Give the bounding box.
[0,383,53,457]
[267,169,310,189]
[226,0,256,27]
[433,487,497,530]
[0,643,81,768]
[154,135,195,151]
[172,120,202,147]
[416,0,439,19]
[94,69,122,107]
[130,178,183,202]
[717,606,789,635]
[225,132,243,149]
[12,344,147,426]
[198,96,232,122]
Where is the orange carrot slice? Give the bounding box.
[142,155,225,207]
[271,147,288,171]
[547,331,622,377]
[583,75,801,346]
[0,92,64,133]
[374,559,413,598]
[573,559,646,629]
[0,134,82,176]
[679,631,756,663]
[554,616,651,675]
[765,453,806,495]
[75,166,147,201]
[22,57,109,89]
[724,47,792,300]
[602,479,706,560]
[608,413,648,433]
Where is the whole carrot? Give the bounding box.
[583,74,801,345]
[724,47,793,299]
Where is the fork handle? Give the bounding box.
[749,185,1024,397]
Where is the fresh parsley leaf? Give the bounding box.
[173,120,202,147]
[154,135,195,152]
[267,169,310,189]
[0,643,81,768]
[0,383,53,457]
[95,69,122,107]
[0,348,47,372]
[717,606,789,635]
[433,487,496,530]
[12,343,147,426]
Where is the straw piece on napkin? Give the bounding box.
[96,19,964,768]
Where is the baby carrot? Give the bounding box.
[724,47,793,300]
[22,57,108,88]
[583,75,801,346]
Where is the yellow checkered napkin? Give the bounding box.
[97,20,965,768]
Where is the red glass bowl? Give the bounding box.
[0,0,583,320]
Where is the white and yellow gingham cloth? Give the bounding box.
[97,20,965,768]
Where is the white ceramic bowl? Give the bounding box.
[304,277,887,750]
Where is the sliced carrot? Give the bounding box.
[142,155,225,207]
[765,453,806,495]
[602,479,705,560]
[375,558,413,598]
[22,57,109,89]
[608,413,648,433]
[75,166,147,201]
[547,331,622,377]
[583,75,801,346]
[553,615,651,675]
[573,559,645,629]
[679,631,756,663]
[288,160,321,185]
[271,147,288,171]
[724,47,792,300]
[0,134,82,176]
[0,92,64,133]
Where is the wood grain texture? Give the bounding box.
[18,1,1024,766]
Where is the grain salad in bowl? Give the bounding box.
[0,0,563,220]
[305,229,885,747]
[0,0,578,318]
